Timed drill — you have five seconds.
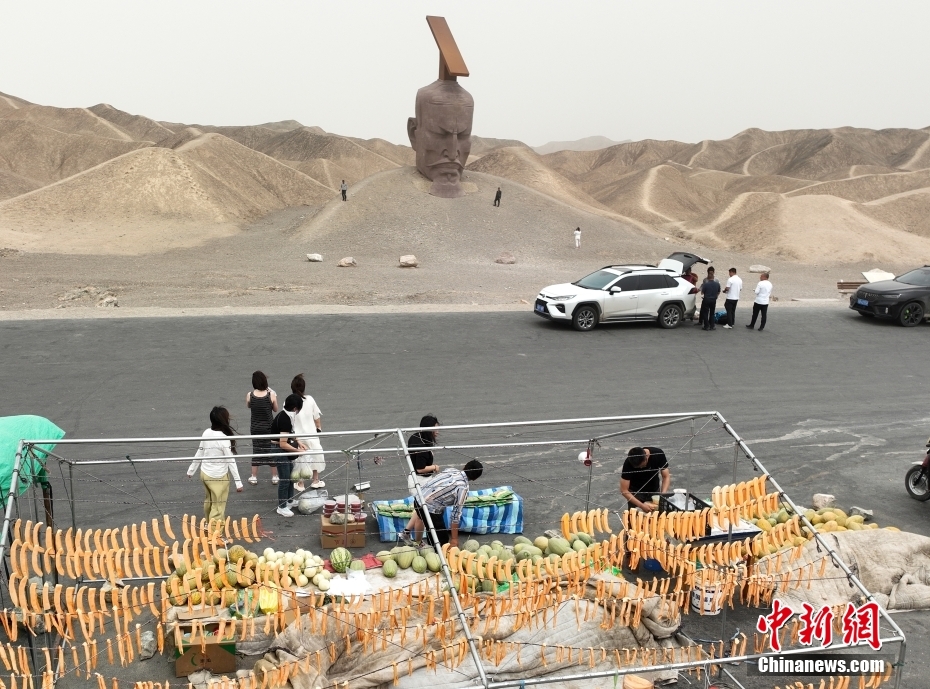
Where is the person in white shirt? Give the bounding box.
[746,272,773,331]
[573,227,581,248]
[290,373,325,490]
[187,406,243,524]
[722,268,743,329]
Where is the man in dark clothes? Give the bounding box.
[620,446,671,512]
[493,187,502,207]
[340,180,348,201]
[699,267,721,331]
[269,394,308,517]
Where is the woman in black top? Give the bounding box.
[401,414,441,543]
[246,370,279,485]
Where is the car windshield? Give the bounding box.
[896,269,930,287]
[573,270,620,290]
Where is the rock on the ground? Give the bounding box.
[188,670,214,689]
[96,296,118,307]
[850,506,873,520]
[495,252,516,265]
[749,264,771,273]
[306,253,323,262]
[337,257,357,267]
[399,255,418,268]
[139,631,156,660]
[812,493,835,509]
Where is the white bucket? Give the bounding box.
[690,584,723,615]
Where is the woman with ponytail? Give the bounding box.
[187,406,243,524]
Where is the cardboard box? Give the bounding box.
[321,514,366,549]
[172,609,237,676]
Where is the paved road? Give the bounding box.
[2,307,928,686]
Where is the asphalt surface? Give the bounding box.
[1,306,928,687]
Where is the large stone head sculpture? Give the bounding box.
[408,16,474,199]
[407,80,474,198]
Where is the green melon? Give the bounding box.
[547,538,571,556]
[377,550,394,562]
[349,560,366,572]
[480,579,496,593]
[513,536,533,546]
[572,540,587,552]
[330,547,352,573]
[575,532,593,546]
[396,548,416,569]
[490,540,504,549]
[411,556,428,574]
[463,540,480,552]
[534,536,549,551]
[424,553,441,572]
[382,560,398,578]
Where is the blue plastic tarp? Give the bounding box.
[0,416,65,504]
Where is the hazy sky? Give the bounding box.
[3,1,928,146]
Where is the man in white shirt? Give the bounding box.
[722,268,742,329]
[746,272,773,331]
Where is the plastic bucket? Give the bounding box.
[690,584,722,615]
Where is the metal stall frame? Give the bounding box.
[0,411,907,689]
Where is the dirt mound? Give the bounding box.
[469,136,528,157]
[0,169,37,200]
[0,134,333,254]
[788,168,930,203]
[348,137,415,167]
[593,164,721,224]
[466,146,609,215]
[0,91,32,115]
[87,103,175,143]
[533,136,627,155]
[0,119,151,194]
[1,104,135,140]
[257,128,401,186]
[296,166,665,272]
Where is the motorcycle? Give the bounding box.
[904,438,930,501]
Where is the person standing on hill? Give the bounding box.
[187,406,243,524]
[340,180,348,201]
[493,187,502,207]
[747,272,773,331]
[722,267,743,329]
[573,227,581,249]
[699,267,721,331]
[246,371,278,485]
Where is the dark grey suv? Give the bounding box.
[850,266,930,327]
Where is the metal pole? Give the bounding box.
[714,412,908,689]
[0,440,25,605]
[583,440,594,513]
[397,429,489,689]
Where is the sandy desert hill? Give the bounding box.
[533,135,629,155]
[0,90,929,267]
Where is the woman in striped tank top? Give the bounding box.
[246,370,279,485]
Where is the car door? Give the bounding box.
[635,274,674,317]
[602,275,640,319]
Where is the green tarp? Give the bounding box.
[0,416,65,505]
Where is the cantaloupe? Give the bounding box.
[463,540,480,552]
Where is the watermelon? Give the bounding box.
[349,560,366,572]
[382,560,398,578]
[412,556,428,574]
[330,547,352,573]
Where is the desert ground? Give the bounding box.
[0,90,928,312]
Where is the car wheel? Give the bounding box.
[572,305,599,332]
[897,302,925,327]
[657,304,683,329]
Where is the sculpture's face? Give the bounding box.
[407,80,474,198]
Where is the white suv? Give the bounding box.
[534,252,708,331]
